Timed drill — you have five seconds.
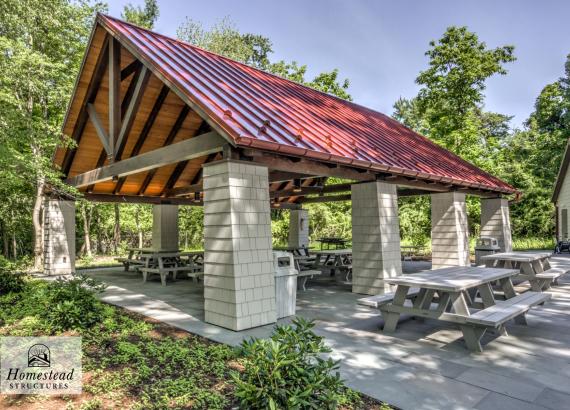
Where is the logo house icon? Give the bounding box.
[28,344,51,368]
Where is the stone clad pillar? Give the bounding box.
[152,204,179,251]
[43,199,75,275]
[351,181,402,295]
[288,209,309,249]
[202,160,276,331]
[431,192,470,269]
[480,198,512,252]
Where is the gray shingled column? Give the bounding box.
[351,181,402,295]
[288,209,309,249]
[431,192,470,269]
[152,204,179,251]
[43,199,75,275]
[481,198,512,252]
[202,160,276,331]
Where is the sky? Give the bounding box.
[107,0,570,128]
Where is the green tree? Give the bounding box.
[0,0,101,268]
[502,56,570,237]
[397,26,515,166]
[393,27,517,239]
[121,0,159,29]
[176,16,351,100]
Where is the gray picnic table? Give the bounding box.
[359,266,550,352]
[481,252,566,291]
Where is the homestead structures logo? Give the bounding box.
[1,336,82,394]
[28,344,50,367]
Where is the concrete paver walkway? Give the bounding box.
[85,255,570,410]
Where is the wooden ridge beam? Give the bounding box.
[67,130,225,188]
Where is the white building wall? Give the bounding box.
[351,181,402,295]
[202,160,276,331]
[431,192,470,269]
[556,167,570,239]
[44,199,75,275]
[288,209,309,248]
[152,204,179,251]
[480,198,512,252]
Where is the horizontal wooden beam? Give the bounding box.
[67,131,226,188]
[299,194,351,204]
[83,193,202,206]
[243,150,373,182]
[166,182,203,197]
[271,183,351,199]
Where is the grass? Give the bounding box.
[0,275,392,410]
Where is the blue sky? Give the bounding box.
[108,0,570,128]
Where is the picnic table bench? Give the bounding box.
[292,255,322,290]
[481,252,568,291]
[358,266,550,352]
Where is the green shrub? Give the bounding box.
[233,317,350,410]
[0,257,26,294]
[39,274,106,332]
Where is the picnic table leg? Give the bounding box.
[449,292,486,351]
[521,262,543,292]
[382,285,410,333]
[460,325,486,353]
[477,283,496,308]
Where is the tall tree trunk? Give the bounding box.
[93,206,102,254]
[113,204,121,254]
[32,177,44,270]
[134,207,143,248]
[2,223,8,258]
[12,231,17,260]
[81,204,92,257]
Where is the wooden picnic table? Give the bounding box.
[481,252,564,291]
[312,249,352,281]
[139,251,204,286]
[360,266,550,352]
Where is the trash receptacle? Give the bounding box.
[273,251,298,319]
[474,236,500,266]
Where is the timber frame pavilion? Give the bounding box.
[47,14,517,331]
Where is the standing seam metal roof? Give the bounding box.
[98,14,515,194]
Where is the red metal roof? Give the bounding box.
[98,14,515,194]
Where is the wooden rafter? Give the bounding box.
[137,105,191,195]
[86,103,112,156]
[115,66,151,159]
[108,37,121,161]
[160,120,212,196]
[67,130,226,188]
[112,85,169,194]
[88,65,143,193]
[61,35,110,175]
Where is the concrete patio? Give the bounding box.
[83,254,570,410]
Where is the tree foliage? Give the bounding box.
[121,0,159,29]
